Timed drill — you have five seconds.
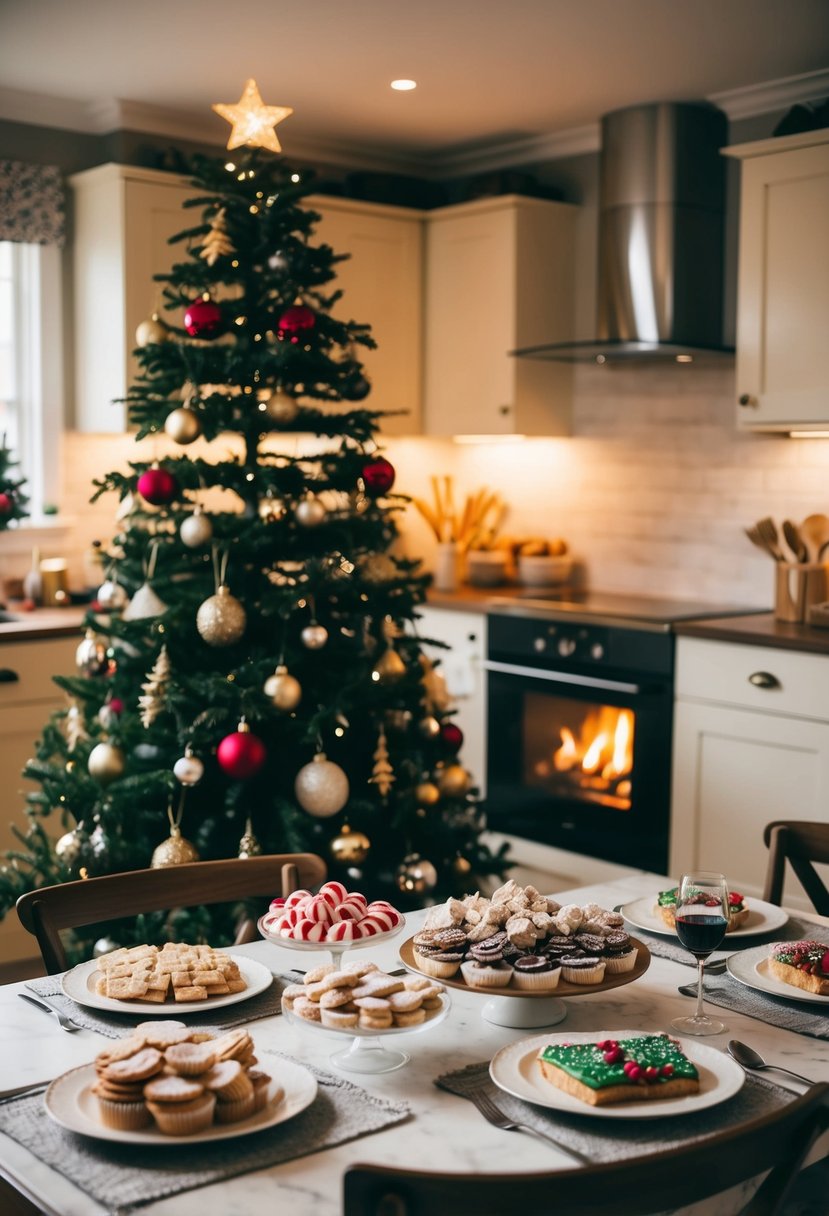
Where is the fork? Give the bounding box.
[468,1087,590,1163]
[19,993,83,1032]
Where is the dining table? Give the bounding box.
[0,871,826,1216]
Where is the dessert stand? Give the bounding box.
[398,936,651,1029]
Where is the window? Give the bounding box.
[0,240,63,520]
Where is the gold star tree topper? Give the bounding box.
[212,79,293,153]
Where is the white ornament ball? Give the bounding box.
[88,741,126,785]
[295,496,326,527]
[301,622,328,649]
[173,752,205,786]
[164,406,201,445]
[135,316,167,347]
[265,389,299,424]
[264,665,302,710]
[196,585,247,646]
[96,579,128,612]
[180,509,213,548]
[295,753,350,818]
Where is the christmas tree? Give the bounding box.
[0,433,29,529]
[0,83,509,960]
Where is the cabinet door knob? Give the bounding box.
[748,671,780,689]
[498,404,512,416]
[738,393,758,408]
[0,668,20,683]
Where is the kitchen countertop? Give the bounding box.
[0,605,87,642]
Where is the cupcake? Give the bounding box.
[214,1089,256,1124]
[413,946,464,978]
[147,1091,216,1136]
[248,1069,273,1113]
[93,1090,152,1131]
[164,1042,217,1076]
[201,1059,254,1102]
[602,931,639,974]
[560,956,606,985]
[511,955,561,991]
[460,959,513,989]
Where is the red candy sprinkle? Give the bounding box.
[660,1064,674,1077]
[645,1067,660,1082]
[603,1047,623,1064]
[627,1065,643,1081]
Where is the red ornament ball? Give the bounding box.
[184,298,224,339]
[439,721,464,752]
[137,467,178,505]
[277,304,316,343]
[217,728,266,780]
[0,492,13,515]
[361,456,396,497]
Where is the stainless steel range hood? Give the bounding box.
[514,101,734,364]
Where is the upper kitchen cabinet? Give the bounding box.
[423,196,576,437]
[725,130,829,432]
[308,196,424,435]
[69,164,193,432]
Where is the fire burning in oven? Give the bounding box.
[533,706,635,810]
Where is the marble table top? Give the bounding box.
[0,872,826,1216]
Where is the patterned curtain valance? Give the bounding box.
[0,160,65,247]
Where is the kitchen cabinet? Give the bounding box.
[69,164,194,432]
[724,130,829,432]
[414,606,487,795]
[670,637,829,909]
[423,195,576,437]
[309,196,423,436]
[0,635,77,963]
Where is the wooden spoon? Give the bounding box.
[782,519,808,563]
[800,513,829,562]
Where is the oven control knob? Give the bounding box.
[533,637,547,653]
[557,637,576,657]
[590,642,605,660]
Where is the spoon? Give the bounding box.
[781,519,808,564]
[727,1040,813,1086]
[801,513,829,562]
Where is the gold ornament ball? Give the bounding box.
[301,622,328,650]
[359,553,397,583]
[264,665,302,710]
[415,781,441,806]
[88,741,126,785]
[330,823,371,865]
[396,854,438,895]
[295,496,326,527]
[438,763,470,797]
[294,753,350,818]
[196,585,247,646]
[151,826,200,868]
[453,855,473,876]
[164,406,202,445]
[372,647,406,683]
[265,389,299,424]
[418,715,441,740]
[135,316,167,346]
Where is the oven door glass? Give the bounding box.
[486,665,671,872]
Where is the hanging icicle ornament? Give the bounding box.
[164,406,202,445]
[330,823,371,865]
[295,494,326,527]
[137,463,179,506]
[173,744,204,786]
[135,312,168,347]
[237,817,263,858]
[368,725,395,797]
[75,629,109,676]
[151,793,200,868]
[123,540,168,621]
[295,751,349,818]
[197,547,246,646]
[65,699,89,751]
[180,504,213,548]
[264,663,302,710]
[88,739,126,785]
[217,719,266,780]
[138,645,171,728]
[200,207,235,266]
[265,388,299,424]
[396,854,438,895]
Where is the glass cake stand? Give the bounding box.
[397,935,651,1029]
[283,990,450,1074]
[257,913,406,972]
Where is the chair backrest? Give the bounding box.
[762,819,829,915]
[343,1083,829,1216]
[16,853,326,973]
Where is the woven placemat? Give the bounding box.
[0,1050,409,1216]
[24,970,305,1038]
[628,915,827,968]
[675,972,829,1040]
[437,1060,793,1163]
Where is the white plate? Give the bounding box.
[727,944,829,1005]
[45,1058,317,1145]
[283,990,451,1038]
[490,1029,744,1119]
[257,913,405,954]
[619,895,789,940]
[61,953,273,1016]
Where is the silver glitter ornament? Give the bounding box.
[301,622,328,649]
[180,507,213,548]
[96,579,128,613]
[294,753,350,818]
[196,585,247,646]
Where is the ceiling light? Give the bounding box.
[788,430,829,439]
[391,79,417,91]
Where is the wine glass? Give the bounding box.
[670,871,729,1037]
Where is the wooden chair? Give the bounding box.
[762,819,829,915]
[343,1083,829,1216]
[16,853,326,974]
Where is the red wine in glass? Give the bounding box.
[670,872,730,1037]
[675,912,728,958]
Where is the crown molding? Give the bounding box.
[1,69,828,176]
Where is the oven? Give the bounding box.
[484,609,675,873]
